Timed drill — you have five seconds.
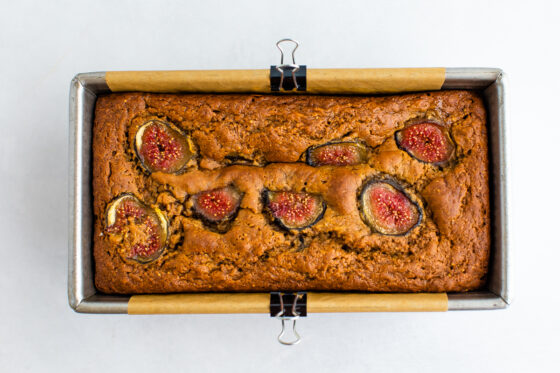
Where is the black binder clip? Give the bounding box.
[270,39,307,92]
[270,292,307,345]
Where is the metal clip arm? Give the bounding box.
[271,292,306,345]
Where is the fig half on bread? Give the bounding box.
[134,119,195,173]
[395,122,454,165]
[191,186,243,231]
[359,179,421,236]
[105,194,168,263]
[192,186,242,222]
[263,190,326,230]
[305,141,368,166]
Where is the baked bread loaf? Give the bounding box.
[93,91,490,294]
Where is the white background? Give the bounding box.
[1,0,559,372]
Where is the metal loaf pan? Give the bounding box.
[68,68,510,313]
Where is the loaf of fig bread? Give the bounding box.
[93,91,490,294]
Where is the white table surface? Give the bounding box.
[1,0,559,371]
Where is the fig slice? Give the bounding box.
[106,194,168,263]
[192,186,242,223]
[306,141,368,166]
[135,119,195,173]
[264,190,326,230]
[395,122,454,164]
[360,180,421,236]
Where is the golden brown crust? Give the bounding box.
[93,91,490,294]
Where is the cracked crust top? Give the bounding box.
[93,91,490,294]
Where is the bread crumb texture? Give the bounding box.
[93,91,490,294]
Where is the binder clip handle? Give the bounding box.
[270,292,307,345]
[278,318,301,346]
[276,38,299,66]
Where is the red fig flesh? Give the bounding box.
[106,194,168,263]
[192,186,242,223]
[135,120,194,173]
[360,181,420,236]
[395,122,454,164]
[265,191,325,230]
[306,142,367,166]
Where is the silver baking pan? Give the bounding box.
[68,68,510,313]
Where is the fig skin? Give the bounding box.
[359,179,422,236]
[305,141,368,167]
[395,122,454,165]
[105,194,168,263]
[263,190,326,231]
[192,186,243,226]
[134,120,195,174]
